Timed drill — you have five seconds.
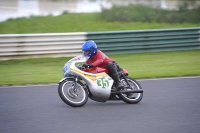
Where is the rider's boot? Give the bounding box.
[112,73,123,91]
[107,62,124,91]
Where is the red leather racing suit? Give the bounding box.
[86,50,115,68]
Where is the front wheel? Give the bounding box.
[118,77,143,104]
[58,78,88,107]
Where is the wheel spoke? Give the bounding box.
[119,77,143,103]
[58,80,88,107]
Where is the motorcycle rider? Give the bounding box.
[82,40,123,91]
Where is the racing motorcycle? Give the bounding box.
[58,55,143,107]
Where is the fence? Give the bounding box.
[0,32,87,60]
[0,27,199,60]
[87,27,200,54]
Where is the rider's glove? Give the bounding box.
[82,64,93,68]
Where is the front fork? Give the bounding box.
[59,76,78,92]
[72,77,78,92]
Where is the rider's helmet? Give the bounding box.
[82,40,97,58]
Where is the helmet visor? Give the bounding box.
[82,50,90,56]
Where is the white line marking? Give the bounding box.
[0,83,58,88]
[137,76,200,82]
[0,76,200,88]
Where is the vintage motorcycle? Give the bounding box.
[58,55,143,107]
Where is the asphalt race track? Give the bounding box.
[0,77,200,133]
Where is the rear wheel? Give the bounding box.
[118,77,143,104]
[58,78,88,107]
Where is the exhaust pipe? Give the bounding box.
[111,90,143,94]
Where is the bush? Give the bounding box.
[101,5,200,23]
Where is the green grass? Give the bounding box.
[0,13,199,34]
[0,50,200,86]
[0,5,199,34]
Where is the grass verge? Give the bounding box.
[0,50,199,86]
[0,13,199,34]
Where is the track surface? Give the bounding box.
[0,77,200,133]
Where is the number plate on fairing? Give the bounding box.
[95,76,112,89]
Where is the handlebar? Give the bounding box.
[76,65,90,70]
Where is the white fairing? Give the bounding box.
[62,55,113,102]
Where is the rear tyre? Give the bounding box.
[58,78,88,107]
[118,77,143,104]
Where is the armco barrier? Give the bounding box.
[0,27,199,60]
[87,27,200,54]
[0,32,87,60]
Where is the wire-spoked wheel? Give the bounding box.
[58,78,88,107]
[118,77,143,104]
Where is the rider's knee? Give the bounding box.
[106,62,114,68]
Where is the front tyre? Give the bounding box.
[118,77,143,104]
[58,78,88,107]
